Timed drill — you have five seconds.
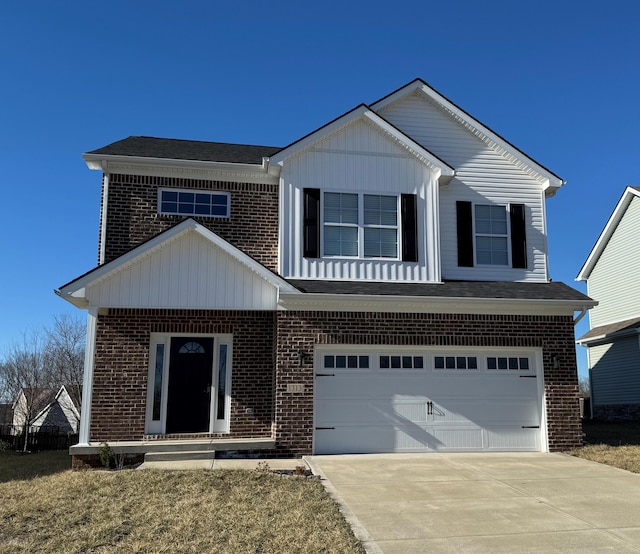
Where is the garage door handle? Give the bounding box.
[519,375,537,378]
[315,373,335,377]
[315,427,335,430]
[522,426,540,429]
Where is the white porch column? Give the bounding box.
[78,308,98,445]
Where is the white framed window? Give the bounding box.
[474,204,509,266]
[158,188,230,218]
[323,192,398,258]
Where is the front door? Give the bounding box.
[165,337,214,434]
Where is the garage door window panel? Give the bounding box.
[324,354,369,369]
[434,356,478,370]
[379,355,424,370]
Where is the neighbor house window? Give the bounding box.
[159,188,230,218]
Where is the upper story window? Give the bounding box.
[303,188,417,262]
[474,205,508,265]
[159,188,230,218]
[323,192,398,258]
[457,201,527,269]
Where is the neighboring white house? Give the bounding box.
[577,186,640,419]
[12,386,80,434]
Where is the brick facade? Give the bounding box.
[85,309,581,458]
[274,311,582,455]
[100,174,279,271]
[90,309,276,442]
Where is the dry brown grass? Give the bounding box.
[570,444,640,474]
[0,454,364,553]
[568,419,640,474]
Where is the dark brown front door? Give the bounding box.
[166,337,214,434]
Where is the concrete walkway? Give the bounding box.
[305,453,640,553]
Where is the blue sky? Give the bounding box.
[1,1,638,377]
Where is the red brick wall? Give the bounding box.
[89,309,581,455]
[90,309,275,442]
[274,312,581,455]
[100,174,278,271]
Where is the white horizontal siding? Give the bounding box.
[589,337,640,405]
[588,196,640,328]
[86,232,278,309]
[378,93,548,282]
[280,118,439,281]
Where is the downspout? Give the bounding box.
[573,306,589,325]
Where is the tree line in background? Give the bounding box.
[0,314,85,451]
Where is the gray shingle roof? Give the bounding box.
[578,316,640,342]
[86,136,281,164]
[287,279,592,302]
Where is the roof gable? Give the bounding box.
[371,79,564,195]
[577,186,640,281]
[269,104,454,178]
[57,219,298,309]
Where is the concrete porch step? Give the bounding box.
[144,449,215,462]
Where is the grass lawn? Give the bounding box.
[0,452,364,553]
[568,419,640,474]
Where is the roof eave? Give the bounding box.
[279,292,595,315]
[82,152,271,175]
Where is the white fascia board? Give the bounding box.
[371,80,564,194]
[57,219,299,306]
[279,293,596,316]
[269,105,455,178]
[82,153,279,184]
[577,187,640,281]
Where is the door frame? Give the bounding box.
[145,333,233,435]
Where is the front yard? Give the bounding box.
[0,452,364,553]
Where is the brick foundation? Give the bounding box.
[593,403,640,421]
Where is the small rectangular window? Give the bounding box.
[413,356,424,368]
[159,188,230,218]
[519,358,529,370]
[152,344,164,421]
[475,204,508,266]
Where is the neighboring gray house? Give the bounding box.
[577,186,640,419]
[12,386,80,434]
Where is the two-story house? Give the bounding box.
[577,186,640,420]
[57,79,594,468]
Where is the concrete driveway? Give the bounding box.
[305,453,640,553]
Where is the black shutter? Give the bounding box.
[510,203,527,269]
[456,201,474,267]
[401,194,418,262]
[303,188,320,258]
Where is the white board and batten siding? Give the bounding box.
[588,195,640,328]
[377,93,549,282]
[279,118,441,282]
[589,336,640,406]
[85,232,278,309]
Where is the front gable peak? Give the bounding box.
[269,104,454,179]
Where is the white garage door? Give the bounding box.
[314,347,544,454]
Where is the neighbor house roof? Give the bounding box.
[85,136,281,164]
[577,186,640,281]
[577,315,640,344]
